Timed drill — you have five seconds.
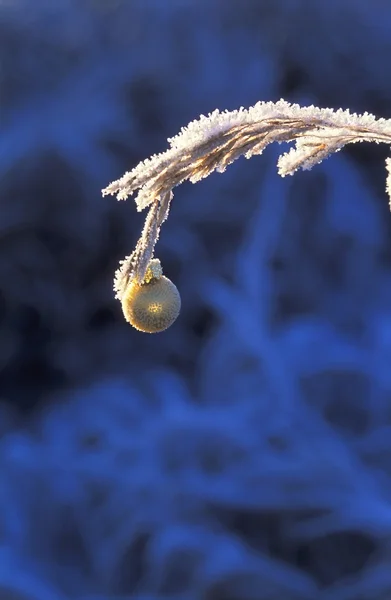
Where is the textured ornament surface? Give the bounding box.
[121,275,181,333]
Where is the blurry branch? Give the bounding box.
[102,99,391,300]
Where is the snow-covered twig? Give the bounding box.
[103,99,391,309]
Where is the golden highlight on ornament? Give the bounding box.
[120,259,181,333]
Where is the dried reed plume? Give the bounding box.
[103,99,391,306]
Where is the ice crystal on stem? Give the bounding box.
[103,99,391,315]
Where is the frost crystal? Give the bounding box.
[103,99,391,299]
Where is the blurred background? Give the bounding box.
[1,0,391,598]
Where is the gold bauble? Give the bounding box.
[121,274,181,333]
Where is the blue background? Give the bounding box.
[1,1,391,598]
